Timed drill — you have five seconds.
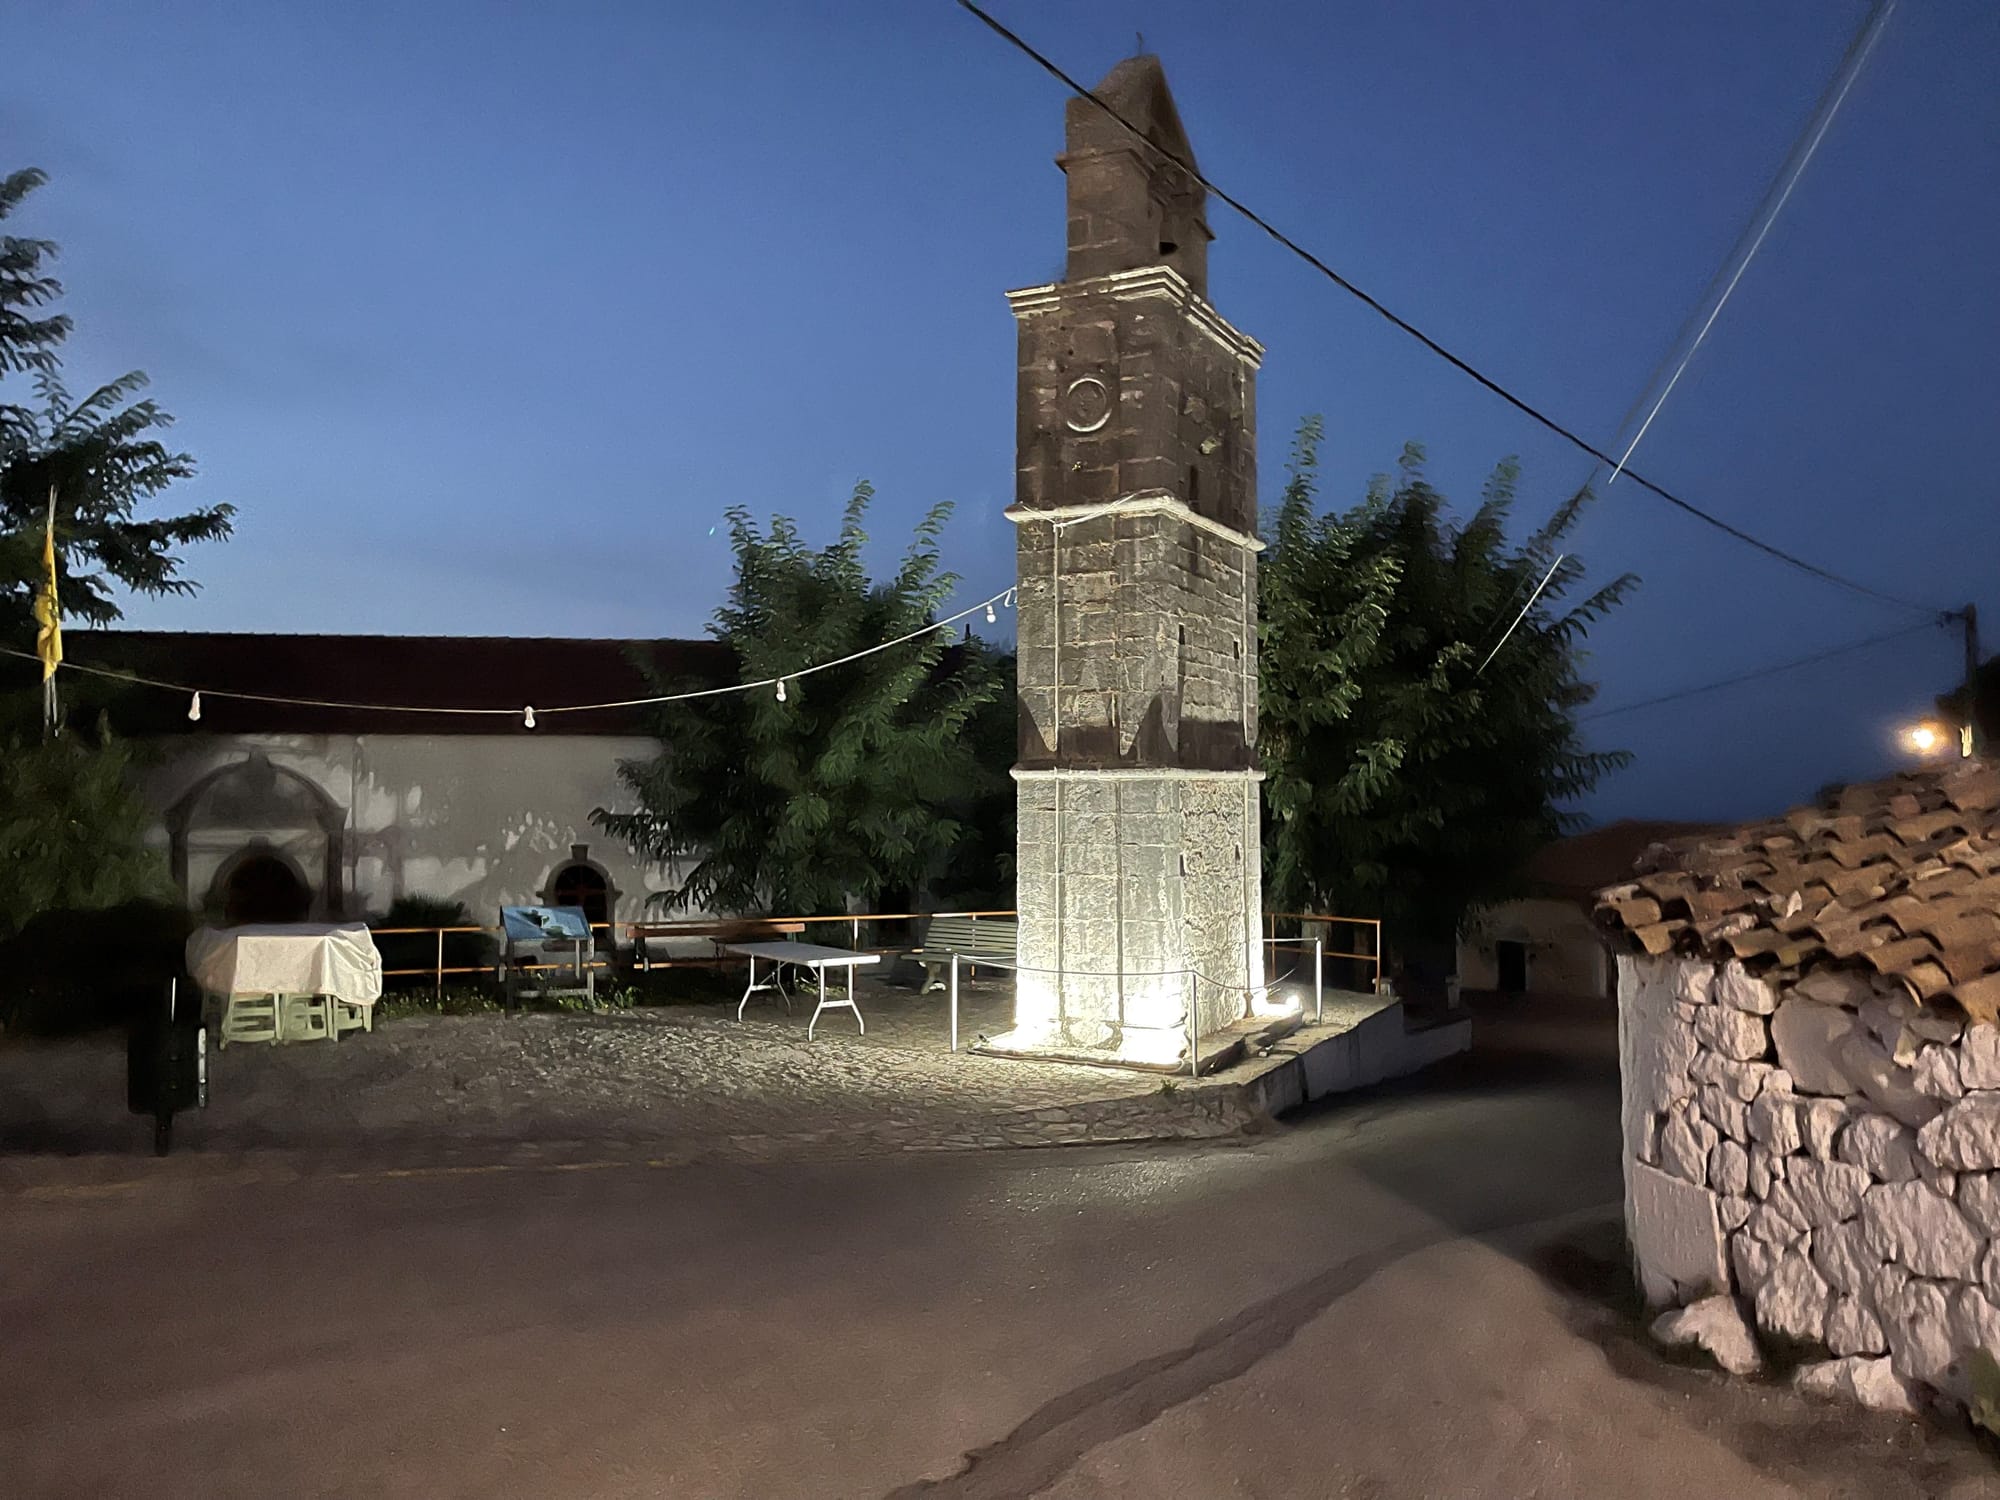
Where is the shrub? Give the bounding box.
[0,897,194,1036]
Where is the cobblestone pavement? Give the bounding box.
[0,978,1268,1172]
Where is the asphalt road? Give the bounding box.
[4,1000,1994,1499]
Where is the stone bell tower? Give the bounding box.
[997,56,1267,1066]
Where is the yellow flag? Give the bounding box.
[32,491,61,681]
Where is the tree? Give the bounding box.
[0,727,172,940]
[594,486,1003,916]
[0,167,233,642]
[0,168,226,978]
[1258,418,1634,955]
[929,647,1017,909]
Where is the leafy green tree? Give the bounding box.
[0,727,173,941]
[1258,418,1633,954]
[0,167,233,640]
[0,167,228,961]
[595,486,1003,915]
[929,647,1017,909]
[0,169,69,380]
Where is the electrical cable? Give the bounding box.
[956,0,1934,617]
[1581,619,1943,722]
[1603,0,1896,490]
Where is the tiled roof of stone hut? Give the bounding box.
[1594,759,2000,1025]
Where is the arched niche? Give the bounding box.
[167,752,347,921]
[540,843,620,933]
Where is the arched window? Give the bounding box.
[166,753,346,921]
[541,844,620,933]
[550,863,609,928]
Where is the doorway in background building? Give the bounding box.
[221,852,312,926]
[1495,940,1529,995]
[549,863,610,930]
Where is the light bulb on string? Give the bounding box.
[985,601,997,624]
[775,679,788,703]
[187,691,202,723]
[523,705,536,729]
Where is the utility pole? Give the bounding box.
[1961,603,1983,758]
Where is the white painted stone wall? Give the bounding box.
[1620,951,2000,1413]
[135,732,689,933]
[1458,898,1610,997]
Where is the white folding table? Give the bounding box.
[724,940,882,1040]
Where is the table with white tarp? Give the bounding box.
[186,922,385,1045]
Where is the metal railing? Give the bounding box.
[363,909,1385,1037]
[369,922,619,995]
[1264,911,1384,996]
[1262,934,1326,1023]
[624,909,1017,969]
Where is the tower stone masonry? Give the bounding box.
[998,56,1267,1065]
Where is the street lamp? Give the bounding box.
[1900,720,1970,759]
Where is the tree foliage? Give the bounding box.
[1259,418,1634,950]
[595,486,1003,915]
[0,727,173,943]
[0,166,233,639]
[0,167,226,954]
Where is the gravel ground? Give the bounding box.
[0,980,1174,1162]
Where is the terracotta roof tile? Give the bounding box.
[1596,760,2000,1026]
[1892,809,1969,844]
[1947,768,2000,810]
[1955,973,2000,1026]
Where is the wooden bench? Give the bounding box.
[908,914,1018,991]
[629,917,808,971]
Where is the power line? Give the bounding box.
[1581,620,1943,722]
[956,0,1935,617]
[1602,0,1896,490]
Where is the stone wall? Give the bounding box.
[1457,898,1610,998]
[1621,951,2000,1412]
[1013,770,1261,1061]
[136,732,686,931]
[1013,508,1256,771]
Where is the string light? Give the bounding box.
[985,601,997,624]
[0,584,1014,721]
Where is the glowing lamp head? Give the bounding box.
[1903,720,1947,755]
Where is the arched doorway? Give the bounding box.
[220,849,313,925]
[549,863,609,929]
[166,753,346,921]
[541,844,618,933]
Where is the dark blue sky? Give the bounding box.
[10,0,1997,824]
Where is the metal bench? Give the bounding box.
[908,914,1018,991]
